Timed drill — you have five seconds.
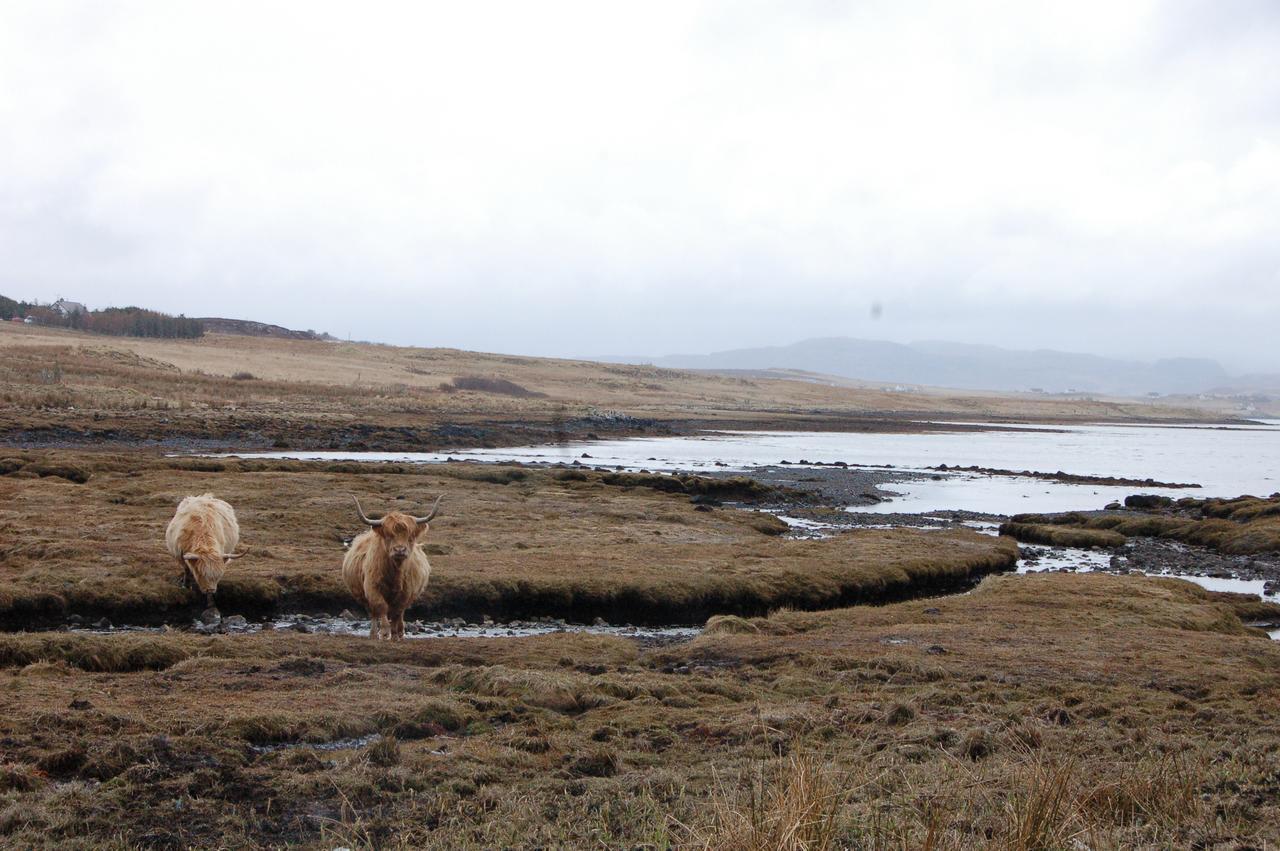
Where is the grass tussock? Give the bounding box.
[998,522,1125,549]
[1006,493,1280,555]
[678,752,844,851]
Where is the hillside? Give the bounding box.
[0,323,1235,452]
[630,336,1242,396]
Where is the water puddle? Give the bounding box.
[250,734,379,754]
[1016,546,1279,613]
[66,614,701,642]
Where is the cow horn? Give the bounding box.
[224,551,246,560]
[352,496,384,528]
[413,494,444,525]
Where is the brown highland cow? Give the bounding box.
[343,494,443,639]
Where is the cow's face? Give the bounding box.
[183,552,232,592]
[374,513,426,565]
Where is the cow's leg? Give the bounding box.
[390,610,406,641]
[367,599,389,639]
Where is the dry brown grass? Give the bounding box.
[0,573,1277,847]
[0,324,1226,454]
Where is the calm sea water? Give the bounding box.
[237,420,1280,516]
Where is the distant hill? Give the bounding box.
[616,337,1239,396]
[197,317,335,341]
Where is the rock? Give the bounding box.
[94,617,111,629]
[199,608,221,625]
[339,609,357,620]
[592,617,607,627]
[1125,494,1173,509]
[67,614,84,625]
[223,615,248,629]
[923,607,941,616]
[926,645,947,655]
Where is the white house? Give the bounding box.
[52,298,87,317]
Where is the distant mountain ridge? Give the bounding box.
[619,337,1247,396]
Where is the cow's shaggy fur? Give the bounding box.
[343,507,436,640]
[164,493,241,610]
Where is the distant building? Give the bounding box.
[52,298,87,317]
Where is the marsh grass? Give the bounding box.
[1004,494,1280,555]
[0,573,1277,847]
[0,450,1017,624]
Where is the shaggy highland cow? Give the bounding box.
[343,494,443,640]
[165,493,244,614]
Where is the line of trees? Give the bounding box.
[1,295,204,339]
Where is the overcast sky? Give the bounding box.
[2,1,1278,370]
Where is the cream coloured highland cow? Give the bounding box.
[165,493,244,613]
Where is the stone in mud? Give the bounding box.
[923,608,941,616]
[199,608,221,625]
[593,617,607,626]
[339,609,357,620]
[94,617,111,629]
[223,615,248,629]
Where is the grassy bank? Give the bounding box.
[1001,494,1280,555]
[0,451,1016,625]
[0,573,1277,848]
